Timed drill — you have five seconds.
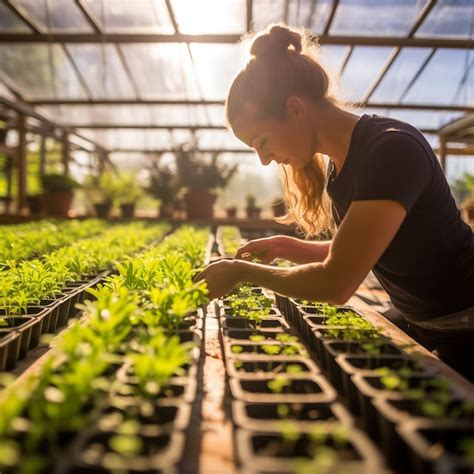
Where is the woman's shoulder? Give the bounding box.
[358,114,437,169]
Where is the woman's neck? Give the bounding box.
[310,101,360,176]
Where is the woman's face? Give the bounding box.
[231,99,317,169]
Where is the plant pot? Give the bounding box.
[94,202,112,219]
[373,396,474,472]
[120,202,135,219]
[221,316,289,331]
[39,300,61,333]
[322,338,402,389]
[397,419,474,474]
[184,190,216,220]
[246,206,261,219]
[0,330,21,370]
[225,341,309,360]
[308,327,383,371]
[226,207,237,218]
[232,400,353,431]
[335,354,429,408]
[227,357,320,379]
[229,375,336,404]
[351,373,451,438]
[1,316,41,358]
[27,195,43,215]
[42,190,74,217]
[218,304,281,319]
[100,398,191,433]
[235,426,385,473]
[73,429,185,473]
[223,328,291,343]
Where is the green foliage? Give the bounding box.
[450,173,474,206]
[129,331,193,396]
[268,376,290,393]
[218,225,242,256]
[226,284,273,324]
[41,174,79,193]
[0,219,106,265]
[0,224,211,472]
[147,156,182,208]
[0,223,170,313]
[176,143,238,191]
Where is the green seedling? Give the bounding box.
[268,376,290,393]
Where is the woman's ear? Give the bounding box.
[286,96,306,120]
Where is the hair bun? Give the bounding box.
[250,24,302,58]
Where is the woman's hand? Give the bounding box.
[193,259,243,300]
[235,236,283,264]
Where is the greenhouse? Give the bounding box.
[0,1,473,473]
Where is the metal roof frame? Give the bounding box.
[0,0,472,155]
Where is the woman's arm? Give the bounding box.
[236,235,331,264]
[197,199,407,302]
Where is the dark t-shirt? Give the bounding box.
[326,114,474,322]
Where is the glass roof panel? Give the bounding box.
[83,0,174,33]
[171,129,194,145]
[287,0,333,33]
[370,48,433,103]
[66,44,135,99]
[39,105,150,126]
[195,130,247,149]
[206,105,227,126]
[38,105,225,127]
[416,0,474,38]
[171,0,246,34]
[319,45,348,75]
[76,129,173,149]
[0,3,32,32]
[339,46,393,101]
[120,44,200,99]
[150,105,217,126]
[251,0,285,31]
[0,44,87,100]
[330,0,425,37]
[403,48,473,105]
[190,44,247,100]
[252,0,333,33]
[11,0,93,32]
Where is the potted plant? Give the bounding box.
[84,172,120,218]
[271,197,286,217]
[147,157,182,219]
[114,172,143,219]
[41,173,78,217]
[175,143,237,220]
[246,194,261,219]
[226,204,238,219]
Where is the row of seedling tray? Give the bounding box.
[275,294,474,473]
[0,272,106,371]
[217,285,387,473]
[0,225,212,473]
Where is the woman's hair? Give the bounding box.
[226,24,339,238]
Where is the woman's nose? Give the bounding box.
[258,151,273,166]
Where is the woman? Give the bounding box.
[196,24,474,379]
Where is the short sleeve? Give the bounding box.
[353,132,434,213]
